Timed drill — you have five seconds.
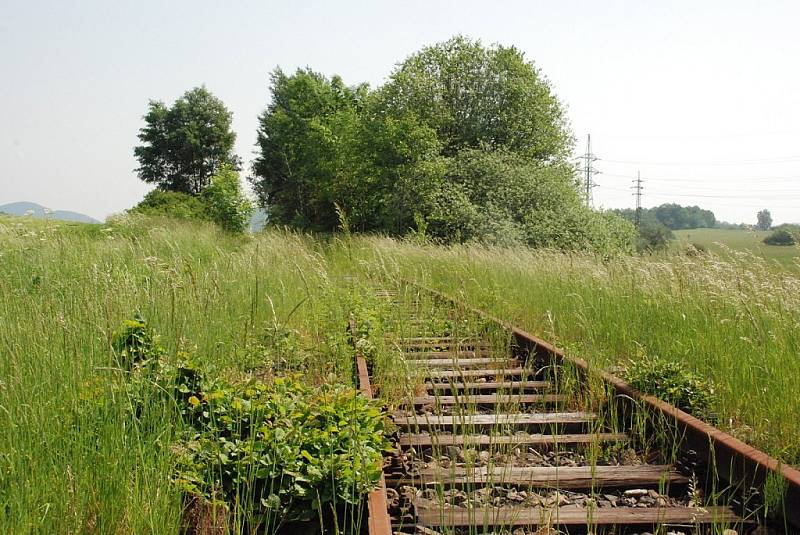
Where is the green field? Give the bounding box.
[1,214,799,532]
[673,228,800,269]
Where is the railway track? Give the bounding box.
[353,285,800,535]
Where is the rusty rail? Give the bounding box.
[350,319,393,535]
[416,282,800,531]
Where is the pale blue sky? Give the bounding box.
[2,0,799,224]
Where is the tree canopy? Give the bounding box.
[756,209,773,230]
[249,36,634,253]
[377,36,572,160]
[134,87,239,195]
[251,69,371,230]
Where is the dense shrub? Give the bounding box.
[636,222,674,253]
[201,165,254,233]
[525,204,636,254]
[129,189,207,221]
[625,355,715,419]
[763,228,797,246]
[130,167,253,233]
[403,149,636,252]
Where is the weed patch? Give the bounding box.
[111,316,389,533]
[624,353,716,420]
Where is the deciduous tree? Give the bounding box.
[756,209,773,230]
[135,87,239,195]
[249,37,635,254]
[251,69,369,230]
[378,35,572,160]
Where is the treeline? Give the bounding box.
[133,36,636,253]
[614,204,716,230]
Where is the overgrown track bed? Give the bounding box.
[354,286,800,535]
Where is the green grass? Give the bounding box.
[1,214,798,532]
[0,214,363,533]
[353,237,800,464]
[673,228,800,269]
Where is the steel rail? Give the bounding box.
[413,282,800,531]
[349,319,393,535]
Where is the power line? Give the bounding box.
[596,188,800,209]
[587,130,800,141]
[600,186,800,199]
[583,137,800,212]
[600,172,800,183]
[647,192,800,199]
[599,184,800,195]
[600,155,800,166]
[671,201,800,209]
[595,186,800,208]
[648,189,800,197]
[604,199,800,209]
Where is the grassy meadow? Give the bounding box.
[0,214,365,533]
[1,213,799,532]
[355,237,800,464]
[673,227,800,269]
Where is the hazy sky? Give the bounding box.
[2,1,799,224]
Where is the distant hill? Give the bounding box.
[0,201,100,224]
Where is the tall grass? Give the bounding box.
[2,215,798,531]
[0,216,357,532]
[359,237,800,464]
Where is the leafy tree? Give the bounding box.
[134,87,239,195]
[202,165,253,233]
[378,35,571,160]
[249,37,635,253]
[695,207,716,228]
[756,209,773,231]
[614,207,657,227]
[353,106,443,234]
[251,69,370,230]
